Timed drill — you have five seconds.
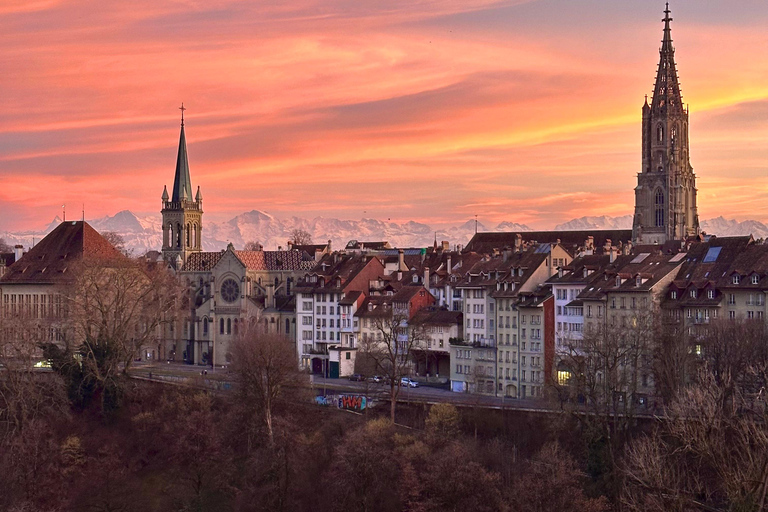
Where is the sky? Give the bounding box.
[1,0,767,232]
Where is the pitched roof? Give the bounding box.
[171,122,193,202]
[182,252,224,272]
[0,221,123,284]
[234,250,307,271]
[464,230,632,255]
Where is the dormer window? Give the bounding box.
[412,274,418,283]
[616,276,621,287]
[671,290,677,299]
[752,275,760,285]
[707,289,715,299]
[733,275,740,285]
[690,289,696,298]
[636,276,642,287]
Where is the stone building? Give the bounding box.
[633,5,699,244]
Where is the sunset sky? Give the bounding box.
[1,0,767,232]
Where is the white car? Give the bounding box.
[400,377,419,388]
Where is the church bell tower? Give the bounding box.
[162,104,203,267]
[632,4,699,245]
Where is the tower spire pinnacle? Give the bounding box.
[179,102,186,127]
[662,3,673,52]
[171,106,193,202]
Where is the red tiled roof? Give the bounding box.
[0,221,123,284]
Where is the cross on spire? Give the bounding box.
[179,103,186,126]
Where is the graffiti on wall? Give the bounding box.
[314,394,368,411]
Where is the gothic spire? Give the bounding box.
[652,3,684,115]
[171,104,193,202]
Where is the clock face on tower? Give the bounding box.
[220,278,240,303]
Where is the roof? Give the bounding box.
[171,122,193,202]
[0,221,124,284]
[412,307,463,326]
[391,285,429,303]
[234,250,308,271]
[182,252,224,272]
[464,230,632,255]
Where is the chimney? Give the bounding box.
[13,245,23,262]
[515,234,522,252]
[424,267,430,286]
[603,239,612,254]
[327,239,332,252]
[585,236,594,255]
[442,241,449,251]
[446,255,452,274]
[398,249,405,270]
[287,241,293,250]
[623,241,633,255]
[493,248,500,257]
[558,267,563,278]
[610,246,617,263]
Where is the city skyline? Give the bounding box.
[2,1,768,232]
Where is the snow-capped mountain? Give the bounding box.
[5,211,768,256]
[555,215,633,231]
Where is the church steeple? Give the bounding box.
[651,3,685,117]
[161,104,204,268]
[172,104,193,202]
[632,4,699,245]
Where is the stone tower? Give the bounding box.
[632,4,699,245]
[162,106,203,267]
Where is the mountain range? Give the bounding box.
[3,211,767,256]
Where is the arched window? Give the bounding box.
[655,189,665,227]
[227,318,232,334]
[657,125,664,143]
[176,223,182,248]
[186,223,191,247]
[285,319,290,335]
[233,318,238,335]
[203,318,208,335]
[219,318,224,334]
[286,277,292,296]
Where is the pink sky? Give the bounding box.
[1,0,767,231]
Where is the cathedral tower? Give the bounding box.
[632,4,699,244]
[162,105,203,267]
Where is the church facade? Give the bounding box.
[632,4,699,245]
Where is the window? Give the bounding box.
[655,189,664,227]
[220,318,225,334]
[203,318,208,335]
[707,289,714,299]
[733,275,740,285]
[753,275,760,285]
[227,318,232,334]
[728,294,736,305]
[690,289,696,298]
[729,311,736,320]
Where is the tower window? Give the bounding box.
[657,125,664,143]
[655,189,665,227]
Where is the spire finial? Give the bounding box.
[179,102,186,126]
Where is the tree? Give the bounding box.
[243,240,262,251]
[0,238,12,253]
[553,305,657,497]
[289,229,312,246]
[43,258,182,413]
[100,231,130,257]
[229,328,307,447]
[358,307,427,422]
[623,365,768,512]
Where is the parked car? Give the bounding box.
[348,374,366,382]
[400,377,419,388]
[368,375,384,383]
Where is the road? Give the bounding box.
[130,361,562,413]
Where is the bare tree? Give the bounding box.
[358,309,426,422]
[229,328,307,447]
[0,238,12,253]
[99,231,131,257]
[43,258,182,412]
[553,305,657,495]
[623,365,768,512]
[243,240,262,251]
[289,229,313,246]
[0,314,68,442]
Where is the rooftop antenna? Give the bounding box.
[62,204,66,222]
[82,204,85,222]
[475,214,478,234]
